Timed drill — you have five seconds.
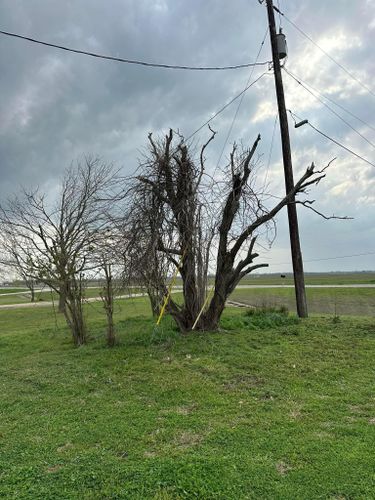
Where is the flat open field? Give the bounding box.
[230,287,375,317]
[0,287,143,307]
[0,289,103,307]
[0,298,374,499]
[0,288,28,295]
[239,271,375,286]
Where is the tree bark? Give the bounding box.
[102,264,116,347]
[58,282,67,313]
[29,284,35,303]
[63,278,86,346]
[147,286,162,317]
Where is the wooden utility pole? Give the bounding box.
[266,0,308,317]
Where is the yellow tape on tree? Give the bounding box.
[156,251,185,326]
[191,285,215,330]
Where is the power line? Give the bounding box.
[288,109,375,169]
[283,67,375,150]
[266,251,375,266]
[283,68,375,134]
[132,70,269,184]
[185,71,269,142]
[0,29,271,71]
[215,27,269,171]
[151,71,269,177]
[273,7,375,99]
[309,122,375,168]
[276,0,283,28]
[262,113,278,191]
[305,252,375,263]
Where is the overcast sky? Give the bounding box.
[0,0,374,272]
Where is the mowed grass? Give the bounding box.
[230,287,375,317]
[0,289,102,306]
[0,287,142,307]
[0,299,375,499]
[0,291,40,306]
[0,288,29,295]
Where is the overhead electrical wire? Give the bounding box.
[0,29,271,71]
[303,252,375,263]
[266,251,375,267]
[276,0,283,28]
[214,27,269,172]
[288,109,375,169]
[184,71,269,143]
[148,70,269,176]
[307,122,375,168]
[283,68,375,134]
[283,67,375,150]
[262,113,278,191]
[272,7,375,99]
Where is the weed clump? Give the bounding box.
[243,305,299,329]
[150,324,180,346]
[220,306,299,331]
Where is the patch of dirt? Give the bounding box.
[175,431,203,447]
[46,464,63,473]
[276,461,292,475]
[289,408,302,419]
[57,442,73,453]
[144,450,157,458]
[223,374,263,391]
[321,421,335,429]
[314,431,332,440]
[348,404,362,413]
[175,404,198,415]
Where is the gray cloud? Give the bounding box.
[0,0,374,271]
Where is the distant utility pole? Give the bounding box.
[266,0,308,318]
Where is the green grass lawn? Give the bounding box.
[0,288,29,295]
[0,299,374,499]
[0,287,142,307]
[0,293,34,306]
[0,289,99,306]
[230,287,375,317]
[180,272,375,288]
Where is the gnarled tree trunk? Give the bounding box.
[129,129,335,333]
[63,277,86,346]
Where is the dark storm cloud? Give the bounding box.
[0,0,374,270]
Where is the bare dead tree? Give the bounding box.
[128,128,339,332]
[0,234,38,302]
[125,128,216,330]
[123,188,170,317]
[0,157,118,346]
[90,228,125,347]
